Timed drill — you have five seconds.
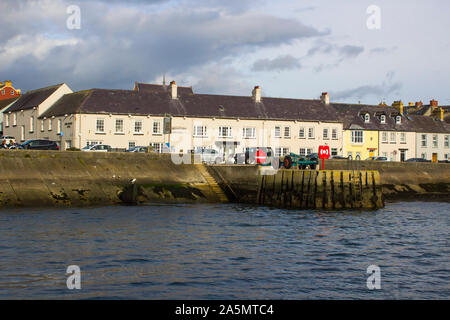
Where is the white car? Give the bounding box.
[82,144,111,152]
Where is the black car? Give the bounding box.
[405,158,431,162]
[20,139,59,150]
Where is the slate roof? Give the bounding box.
[407,114,450,133]
[0,97,19,110]
[4,84,63,112]
[40,88,341,123]
[134,82,194,96]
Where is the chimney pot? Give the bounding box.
[252,86,261,103]
[170,80,177,99]
[430,99,438,108]
[320,92,330,105]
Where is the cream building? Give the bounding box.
[3,83,72,142]
[34,83,343,156]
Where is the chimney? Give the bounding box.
[392,100,404,114]
[252,86,261,103]
[415,101,423,107]
[320,92,330,105]
[170,80,177,99]
[408,102,414,106]
[440,107,445,121]
[430,99,438,109]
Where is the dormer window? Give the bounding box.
[364,113,370,123]
[380,115,386,124]
[395,115,401,124]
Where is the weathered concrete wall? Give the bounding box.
[0,151,224,207]
[322,159,450,201]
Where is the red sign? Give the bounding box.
[318,146,330,159]
[256,149,267,164]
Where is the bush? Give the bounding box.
[66,147,81,151]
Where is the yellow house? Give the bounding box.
[332,103,381,160]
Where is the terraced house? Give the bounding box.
[9,82,344,156]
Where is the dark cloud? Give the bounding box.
[0,0,324,92]
[331,73,402,101]
[251,55,301,72]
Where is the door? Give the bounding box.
[400,150,406,162]
[369,151,375,158]
[432,153,438,163]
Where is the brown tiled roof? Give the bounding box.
[0,97,19,110]
[134,82,194,96]
[4,84,63,112]
[40,88,341,122]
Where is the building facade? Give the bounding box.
[0,80,21,101]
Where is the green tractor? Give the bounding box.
[280,152,319,170]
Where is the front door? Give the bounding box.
[369,151,375,158]
[432,153,438,163]
[400,150,407,162]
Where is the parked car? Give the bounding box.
[126,146,149,153]
[0,136,16,144]
[367,156,388,161]
[20,139,59,150]
[330,155,347,160]
[194,149,223,164]
[405,158,431,162]
[82,144,111,152]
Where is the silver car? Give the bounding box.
[194,149,223,164]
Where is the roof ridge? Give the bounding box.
[25,83,63,94]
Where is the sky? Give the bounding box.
[1,0,450,105]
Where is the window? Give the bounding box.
[382,152,388,158]
[153,121,161,134]
[57,119,62,134]
[331,148,338,156]
[20,125,25,141]
[1,90,4,95]
[348,152,353,158]
[390,132,396,144]
[284,126,290,138]
[299,148,306,156]
[115,119,124,133]
[151,143,163,153]
[307,148,313,155]
[382,132,388,143]
[11,90,14,95]
[445,135,449,148]
[364,113,370,123]
[421,153,426,160]
[274,126,281,138]
[395,116,401,124]
[299,127,305,139]
[308,127,314,139]
[96,119,105,133]
[65,141,72,150]
[194,125,207,137]
[332,128,338,140]
[275,147,289,157]
[351,130,364,144]
[390,152,395,162]
[134,120,143,134]
[13,113,17,126]
[29,117,34,132]
[40,120,44,132]
[48,119,53,131]
[219,126,232,138]
[355,152,361,160]
[421,134,427,147]
[323,128,329,140]
[5,114,9,127]
[432,135,438,148]
[243,127,256,138]
[400,133,406,144]
[128,141,136,149]
[380,115,386,124]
